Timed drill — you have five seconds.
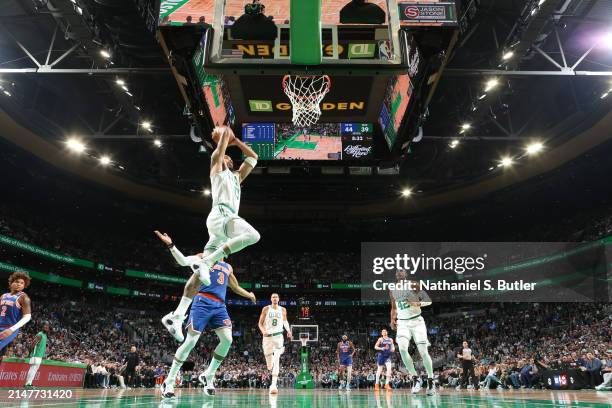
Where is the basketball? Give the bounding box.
[212,127,236,145]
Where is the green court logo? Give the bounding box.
[249,100,273,112]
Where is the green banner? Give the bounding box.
[107,286,131,296]
[159,0,190,19]
[125,269,187,284]
[0,234,94,268]
[0,262,82,288]
[1,357,87,368]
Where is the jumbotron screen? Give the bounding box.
[379,74,413,149]
[242,122,373,160]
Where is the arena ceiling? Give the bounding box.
[0,0,611,217]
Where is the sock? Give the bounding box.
[174,296,192,317]
[417,343,434,378]
[165,358,183,388]
[347,366,352,385]
[375,370,381,386]
[204,355,223,380]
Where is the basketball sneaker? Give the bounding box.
[411,377,422,394]
[190,259,212,286]
[198,373,215,396]
[269,385,278,394]
[345,383,351,391]
[374,383,380,391]
[384,383,392,390]
[160,381,175,399]
[161,312,185,343]
[426,378,436,396]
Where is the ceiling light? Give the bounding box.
[461,123,471,131]
[125,91,133,96]
[601,92,609,99]
[203,189,211,196]
[525,142,544,155]
[502,51,514,60]
[449,139,460,149]
[121,85,128,92]
[153,139,162,147]
[141,121,152,129]
[499,157,513,167]
[100,50,111,59]
[66,138,86,153]
[2,90,11,97]
[135,106,141,111]
[478,94,487,100]
[484,78,499,92]
[99,156,111,166]
[401,188,412,197]
[115,79,125,86]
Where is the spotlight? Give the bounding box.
[141,121,152,130]
[99,156,111,166]
[121,85,129,92]
[203,188,211,196]
[125,91,133,97]
[2,90,11,97]
[401,188,412,197]
[135,106,141,111]
[461,123,471,131]
[601,92,609,99]
[484,78,499,92]
[499,157,513,167]
[538,0,546,5]
[100,50,111,59]
[502,51,514,61]
[115,79,125,86]
[525,142,544,155]
[66,138,86,153]
[153,139,162,147]
[449,139,460,149]
[478,94,487,100]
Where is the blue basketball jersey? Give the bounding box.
[339,340,352,358]
[197,261,231,302]
[0,292,24,328]
[379,337,393,357]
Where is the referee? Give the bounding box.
[457,340,480,390]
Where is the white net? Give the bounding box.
[282,75,331,127]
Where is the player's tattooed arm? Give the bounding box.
[258,306,268,336]
[20,294,31,315]
[227,272,256,304]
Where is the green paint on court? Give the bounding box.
[275,133,318,155]
[3,389,609,408]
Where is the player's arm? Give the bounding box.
[0,295,31,340]
[413,290,432,307]
[258,306,269,336]
[154,230,198,267]
[235,138,258,183]
[31,333,41,351]
[374,338,383,351]
[389,291,397,330]
[210,126,232,175]
[336,342,341,360]
[390,339,396,353]
[350,341,356,358]
[227,272,256,304]
[282,307,292,339]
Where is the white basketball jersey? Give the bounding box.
[264,305,284,335]
[211,168,241,213]
[395,298,421,320]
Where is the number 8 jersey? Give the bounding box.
[264,305,284,336]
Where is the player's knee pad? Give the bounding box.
[214,327,233,357]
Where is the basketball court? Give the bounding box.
[1,388,609,408]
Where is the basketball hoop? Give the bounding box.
[282,75,331,127]
[299,333,309,348]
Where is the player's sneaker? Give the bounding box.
[190,259,212,286]
[411,377,422,394]
[384,383,392,390]
[345,383,351,391]
[198,373,215,396]
[374,383,380,391]
[161,312,185,343]
[269,385,278,394]
[338,381,344,390]
[426,379,437,396]
[160,381,175,399]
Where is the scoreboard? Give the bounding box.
[242,123,276,160]
[341,123,373,159]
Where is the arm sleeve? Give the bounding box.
[9,313,31,331]
[283,320,291,333]
[169,246,199,266]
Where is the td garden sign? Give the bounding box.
[249,100,365,113]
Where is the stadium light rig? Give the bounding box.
[498,157,514,168]
[153,139,163,148]
[203,188,211,196]
[502,51,514,61]
[66,138,86,153]
[401,188,413,197]
[525,142,544,155]
[99,156,112,166]
[115,79,125,86]
[459,123,471,134]
[484,79,499,92]
[99,50,111,59]
[449,139,460,149]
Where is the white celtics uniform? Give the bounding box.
[395,299,430,346]
[204,168,242,255]
[262,305,285,355]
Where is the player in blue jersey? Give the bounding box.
[0,272,32,357]
[337,335,355,391]
[374,329,395,391]
[157,239,256,399]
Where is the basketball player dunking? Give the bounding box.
[160,125,260,343]
[390,270,436,396]
[337,335,355,391]
[0,272,32,358]
[258,293,292,394]
[374,329,395,391]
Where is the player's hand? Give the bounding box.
[0,329,14,340]
[287,331,292,339]
[390,320,397,330]
[154,230,172,246]
[247,292,256,304]
[262,330,269,337]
